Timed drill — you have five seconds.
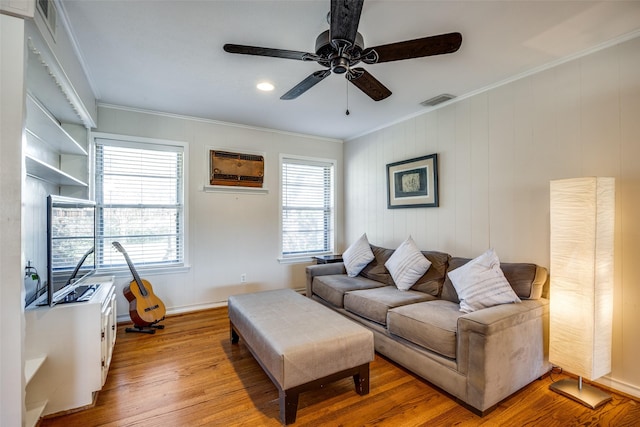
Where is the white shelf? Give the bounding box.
[25,400,47,427]
[25,94,86,156]
[25,355,46,385]
[25,155,88,187]
[203,185,269,194]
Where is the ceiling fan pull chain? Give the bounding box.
[345,79,350,116]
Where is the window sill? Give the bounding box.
[278,254,332,264]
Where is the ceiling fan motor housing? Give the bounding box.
[315,30,365,73]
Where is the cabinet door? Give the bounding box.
[100,305,109,385]
[101,293,117,386]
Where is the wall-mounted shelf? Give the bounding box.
[203,185,269,195]
[25,355,46,385]
[24,355,47,427]
[25,400,47,427]
[25,155,88,187]
[25,94,86,156]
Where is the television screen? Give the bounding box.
[46,195,96,306]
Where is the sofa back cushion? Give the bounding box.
[359,245,395,285]
[412,251,451,296]
[441,257,548,303]
[359,245,450,296]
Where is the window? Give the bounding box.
[281,155,335,259]
[95,136,185,270]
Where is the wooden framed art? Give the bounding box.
[387,153,439,208]
[209,150,264,188]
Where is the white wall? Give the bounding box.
[1,13,26,427]
[95,106,344,316]
[344,37,640,397]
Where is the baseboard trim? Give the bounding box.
[116,288,306,323]
[597,376,640,401]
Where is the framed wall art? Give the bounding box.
[386,153,439,208]
[209,149,264,188]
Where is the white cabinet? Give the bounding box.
[24,277,117,422]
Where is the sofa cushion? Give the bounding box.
[359,245,395,285]
[342,233,375,277]
[385,237,432,291]
[387,300,463,359]
[313,275,385,308]
[344,286,435,325]
[412,251,451,296]
[360,245,450,295]
[447,249,521,313]
[442,257,548,303]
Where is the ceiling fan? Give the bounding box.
[223,0,462,102]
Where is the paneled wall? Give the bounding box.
[96,106,343,314]
[344,37,640,396]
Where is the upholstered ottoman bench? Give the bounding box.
[228,289,374,424]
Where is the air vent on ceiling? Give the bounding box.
[420,94,455,107]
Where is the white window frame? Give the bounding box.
[279,154,336,263]
[91,132,189,275]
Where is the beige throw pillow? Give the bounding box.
[447,248,521,313]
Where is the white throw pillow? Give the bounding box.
[342,233,375,277]
[447,248,521,313]
[385,237,432,291]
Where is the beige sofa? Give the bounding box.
[305,245,550,415]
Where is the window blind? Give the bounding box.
[95,139,184,268]
[281,157,334,256]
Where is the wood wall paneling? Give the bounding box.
[345,37,640,396]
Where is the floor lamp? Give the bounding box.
[549,177,615,409]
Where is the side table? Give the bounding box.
[313,254,343,264]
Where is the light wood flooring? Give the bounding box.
[40,307,640,426]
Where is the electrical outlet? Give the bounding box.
[240,273,247,283]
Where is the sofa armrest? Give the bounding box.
[456,299,550,411]
[305,263,346,297]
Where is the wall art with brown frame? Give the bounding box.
[209,149,264,188]
[387,153,439,208]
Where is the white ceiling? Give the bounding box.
[60,1,640,141]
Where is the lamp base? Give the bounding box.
[550,378,612,409]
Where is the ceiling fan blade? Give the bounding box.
[281,70,332,100]
[348,68,391,101]
[330,0,364,49]
[224,44,312,61]
[362,32,462,64]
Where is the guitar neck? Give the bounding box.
[114,243,148,297]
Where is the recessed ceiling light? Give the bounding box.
[257,82,274,92]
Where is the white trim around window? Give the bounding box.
[91,132,190,274]
[278,153,336,263]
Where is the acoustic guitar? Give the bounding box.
[113,241,166,327]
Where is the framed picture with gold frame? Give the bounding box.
[387,154,439,208]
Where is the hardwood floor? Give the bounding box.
[40,307,640,426]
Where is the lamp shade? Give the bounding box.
[549,177,615,381]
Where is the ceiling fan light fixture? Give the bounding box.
[257,81,275,92]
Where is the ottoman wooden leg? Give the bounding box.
[230,322,239,344]
[353,363,370,395]
[279,388,300,425]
